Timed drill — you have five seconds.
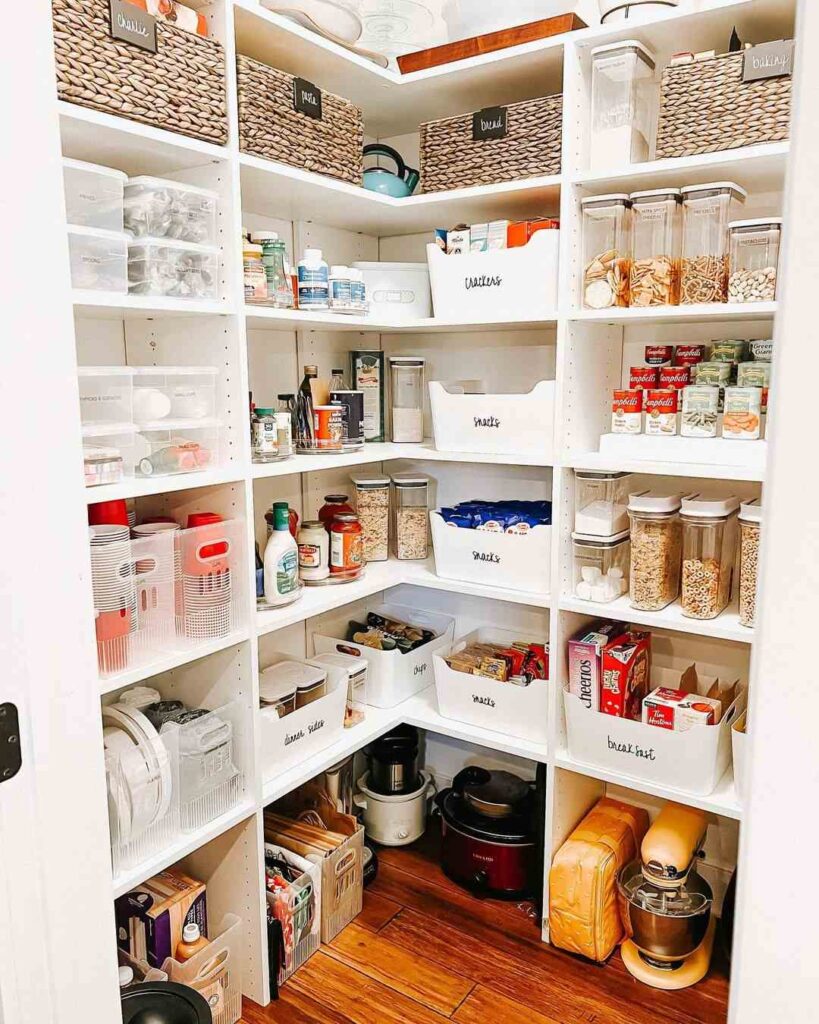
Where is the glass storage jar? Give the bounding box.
[728,218,782,303]
[680,495,740,619]
[581,195,632,309]
[572,530,630,602]
[629,189,682,306]
[318,494,353,531]
[738,499,761,628]
[589,41,657,170]
[389,357,425,443]
[351,475,390,562]
[627,490,685,610]
[680,182,746,305]
[574,470,632,535]
[392,474,429,560]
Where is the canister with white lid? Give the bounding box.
[260,661,327,717]
[308,651,368,727]
[680,494,740,620]
[738,499,762,628]
[574,470,632,535]
[627,490,690,610]
[589,41,657,169]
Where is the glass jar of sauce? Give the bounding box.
[319,494,354,531]
[330,514,363,576]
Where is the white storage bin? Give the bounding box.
[265,843,322,987]
[563,662,746,796]
[68,225,128,292]
[63,157,126,231]
[428,380,556,457]
[124,176,219,245]
[83,422,135,488]
[128,237,220,299]
[432,627,549,744]
[351,261,432,321]
[135,419,221,478]
[77,366,133,429]
[131,366,219,422]
[311,603,455,708]
[732,709,747,800]
[426,229,559,321]
[429,512,552,595]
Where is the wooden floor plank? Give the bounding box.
[241,988,352,1024]
[356,890,402,933]
[453,986,564,1024]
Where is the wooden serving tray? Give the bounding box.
[397,14,587,74]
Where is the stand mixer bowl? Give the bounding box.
[618,860,713,964]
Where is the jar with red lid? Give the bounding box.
[330,514,363,576]
[319,494,354,531]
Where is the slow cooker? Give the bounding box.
[365,724,420,796]
[436,766,537,899]
[354,771,434,846]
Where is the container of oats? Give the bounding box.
[680,182,746,305]
[738,499,762,628]
[680,494,739,620]
[580,194,632,309]
[627,490,686,611]
[392,474,430,560]
[629,188,682,306]
[351,474,390,562]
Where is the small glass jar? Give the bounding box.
[255,234,294,309]
[297,520,329,582]
[574,470,631,536]
[251,407,278,463]
[738,499,761,628]
[330,513,364,576]
[572,530,630,603]
[243,242,268,303]
[389,357,425,443]
[581,195,632,309]
[589,41,657,169]
[627,491,683,610]
[351,475,390,562]
[319,494,353,531]
[728,218,782,303]
[629,189,682,306]
[680,495,740,619]
[392,474,429,560]
[680,182,746,305]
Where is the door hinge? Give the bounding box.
[0,704,21,782]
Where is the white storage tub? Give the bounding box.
[124,176,219,245]
[77,366,133,429]
[563,662,746,795]
[352,261,431,321]
[63,157,126,231]
[128,237,220,299]
[311,602,455,708]
[426,229,559,321]
[68,225,129,292]
[430,511,552,595]
[433,627,549,744]
[732,709,747,800]
[83,422,135,488]
[428,380,556,457]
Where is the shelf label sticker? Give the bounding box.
[293,78,323,119]
[743,40,794,82]
[473,106,508,141]
[109,0,157,53]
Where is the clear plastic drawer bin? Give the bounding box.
[63,157,126,231]
[124,176,219,245]
[128,237,220,300]
[68,225,129,293]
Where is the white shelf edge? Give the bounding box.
[74,292,234,318]
[565,450,766,482]
[245,304,558,332]
[85,466,247,504]
[559,596,752,644]
[571,302,777,324]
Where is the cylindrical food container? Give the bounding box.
[627,491,684,610]
[680,182,746,305]
[392,475,430,560]
[351,475,390,562]
[572,530,630,602]
[581,194,632,309]
[728,218,782,303]
[629,188,682,306]
[738,499,762,628]
[312,405,344,451]
[297,520,329,582]
[574,470,631,536]
[319,494,353,531]
[330,513,364,576]
[589,42,656,169]
[680,494,740,619]
[389,357,425,443]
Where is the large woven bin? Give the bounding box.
[656,50,791,159]
[237,55,364,185]
[52,0,228,146]
[419,94,562,193]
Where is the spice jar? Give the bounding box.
[389,357,425,443]
[297,520,329,582]
[680,494,739,619]
[738,499,761,628]
[680,182,746,305]
[629,189,682,306]
[392,474,430,560]
[330,514,364,576]
[351,475,390,562]
[572,530,630,602]
[319,494,354,531]
[728,218,782,303]
[243,241,268,303]
[252,408,278,462]
[581,194,631,309]
[627,490,685,611]
[573,470,631,536]
[589,41,656,169]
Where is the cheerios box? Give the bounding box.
[567,620,628,713]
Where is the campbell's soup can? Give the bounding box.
[611,389,643,434]
[645,389,679,436]
[645,345,674,366]
[674,344,707,367]
[629,366,659,391]
[659,365,691,390]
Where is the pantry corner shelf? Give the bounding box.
[245,304,558,333]
[84,466,247,505]
[571,301,777,325]
[565,450,767,483]
[74,292,234,320]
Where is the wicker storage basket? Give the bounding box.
[52,0,228,146]
[236,56,364,185]
[419,94,562,193]
[656,50,791,159]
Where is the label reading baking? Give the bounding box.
[109,0,157,52]
[473,106,508,141]
[293,77,323,119]
[743,40,794,82]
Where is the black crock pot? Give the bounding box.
[365,724,420,795]
[121,982,212,1023]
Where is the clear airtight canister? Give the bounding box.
[589,41,657,169]
[738,499,761,628]
[728,219,782,303]
[581,195,632,309]
[298,248,330,309]
[389,357,425,442]
[574,470,632,535]
[680,182,746,305]
[629,188,682,306]
[351,475,390,562]
[680,494,739,620]
[627,490,684,610]
[392,475,430,560]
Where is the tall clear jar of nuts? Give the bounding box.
[351,475,390,562]
[627,491,684,610]
[680,495,740,620]
[738,499,762,628]
[728,218,782,303]
[392,474,430,560]
[629,188,682,306]
[680,182,746,304]
[580,194,632,309]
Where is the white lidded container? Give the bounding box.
[352,261,431,321]
[389,357,425,443]
[590,41,657,169]
[77,366,134,430]
[127,237,220,299]
[68,225,129,293]
[572,529,630,602]
[574,470,632,536]
[63,158,126,231]
[307,651,368,728]
[82,422,136,487]
[124,175,219,245]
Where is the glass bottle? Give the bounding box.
[330,368,347,392]
[266,239,294,308]
[296,365,318,451]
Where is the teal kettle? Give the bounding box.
[362,144,420,198]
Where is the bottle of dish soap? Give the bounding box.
[264,501,299,605]
[175,922,210,963]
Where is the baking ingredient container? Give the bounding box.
[629,189,682,306]
[63,158,126,231]
[589,42,656,169]
[351,476,390,562]
[628,491,684,610]
[581,194,632,309]
[124,177,218,245]
[352,262,431,321]
[728,219,782,303]
[389,358,425,443]
[680,494,739,619]
[128,238,220,299]
[574,471,631,536]
[680,182,746,304]
[68,226,129,292]
[572,531,630,602]
[738,500,761,628]
[392,475,430,560]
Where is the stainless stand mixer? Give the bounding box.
[618,803,715,990]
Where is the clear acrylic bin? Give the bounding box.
[162,915,243,1024]
[135,420,221,478]
[728,218,782,303]
[572,530,630,602]
[83,422,135,488]
[176,518,248,642]
[581,194,632,309]
[680,494,739,619]
[63,157,126,231]
[124,176,219,245]
[68,225,129,292]
[680,182,746,305]
[132,366,218,423]
[629,189,682,306]
[590,41,657,169]
[574,470,631,536]
[265,843,322,987]
[128,237,220,299]
[78,366,133,429]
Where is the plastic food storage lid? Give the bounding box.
[575,469,631,481]
[629,188,683,202]
[309,651,368,675]
[572,528,630,545]
[125,176,219,200]
[681,181,747,201]
[739,498,763,523]
[681,494,740,518]
[130,366,219,376]
[389,356,425,364]
[259,661,325,702]
[580,193,631,207]
[250,231,279,242]
[127,236,220,254]
[729,217,783,231]
[590,40,656,67]
[350,474,390,487]
[628,490,686,512]
[77,365,134,377]
[67,224,131,241]
[391,474,430,487]
[63,157,127,181]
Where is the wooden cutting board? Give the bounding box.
[397,14,587,75]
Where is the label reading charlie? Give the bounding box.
[473,106,508,141]
[293,78,323,119]
[743,40,794,82]
[109,0,157,52]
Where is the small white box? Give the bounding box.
[352,261,432,322]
